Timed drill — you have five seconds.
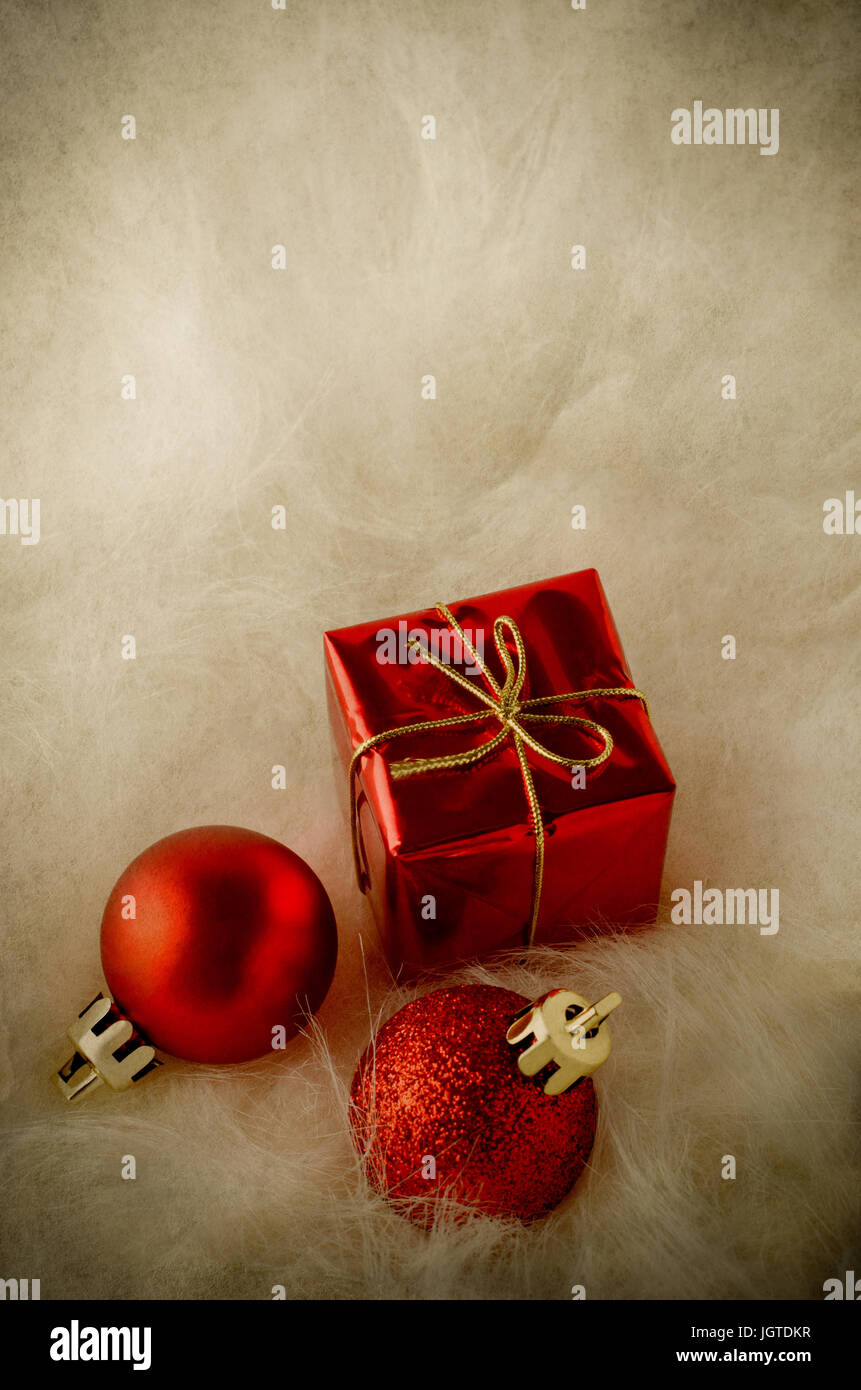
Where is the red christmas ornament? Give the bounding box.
[55,825,337,1099]
[350,983,620,1224]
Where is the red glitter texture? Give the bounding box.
[349,983,598,1224]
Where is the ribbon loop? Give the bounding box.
[349,602,649,945]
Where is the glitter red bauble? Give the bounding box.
[100,825,337,1063]
[349,983,598,1223]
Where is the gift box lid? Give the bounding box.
[324,568,675,857]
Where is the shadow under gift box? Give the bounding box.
[324,568,675,978]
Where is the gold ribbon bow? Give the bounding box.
[350,603,649,946]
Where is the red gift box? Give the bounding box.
[324,569,675,977]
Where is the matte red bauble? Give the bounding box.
[350,983,620,1224]
[55,825,337,1098]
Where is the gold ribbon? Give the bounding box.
[349,603,649,946]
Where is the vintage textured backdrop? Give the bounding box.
[1,0,858,1299]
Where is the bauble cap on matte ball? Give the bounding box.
[54,825,338,1100]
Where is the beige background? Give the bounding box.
[1,0,858,1299]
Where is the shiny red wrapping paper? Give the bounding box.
[324,569,675,977]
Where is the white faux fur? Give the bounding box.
[0,0,858,1300]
